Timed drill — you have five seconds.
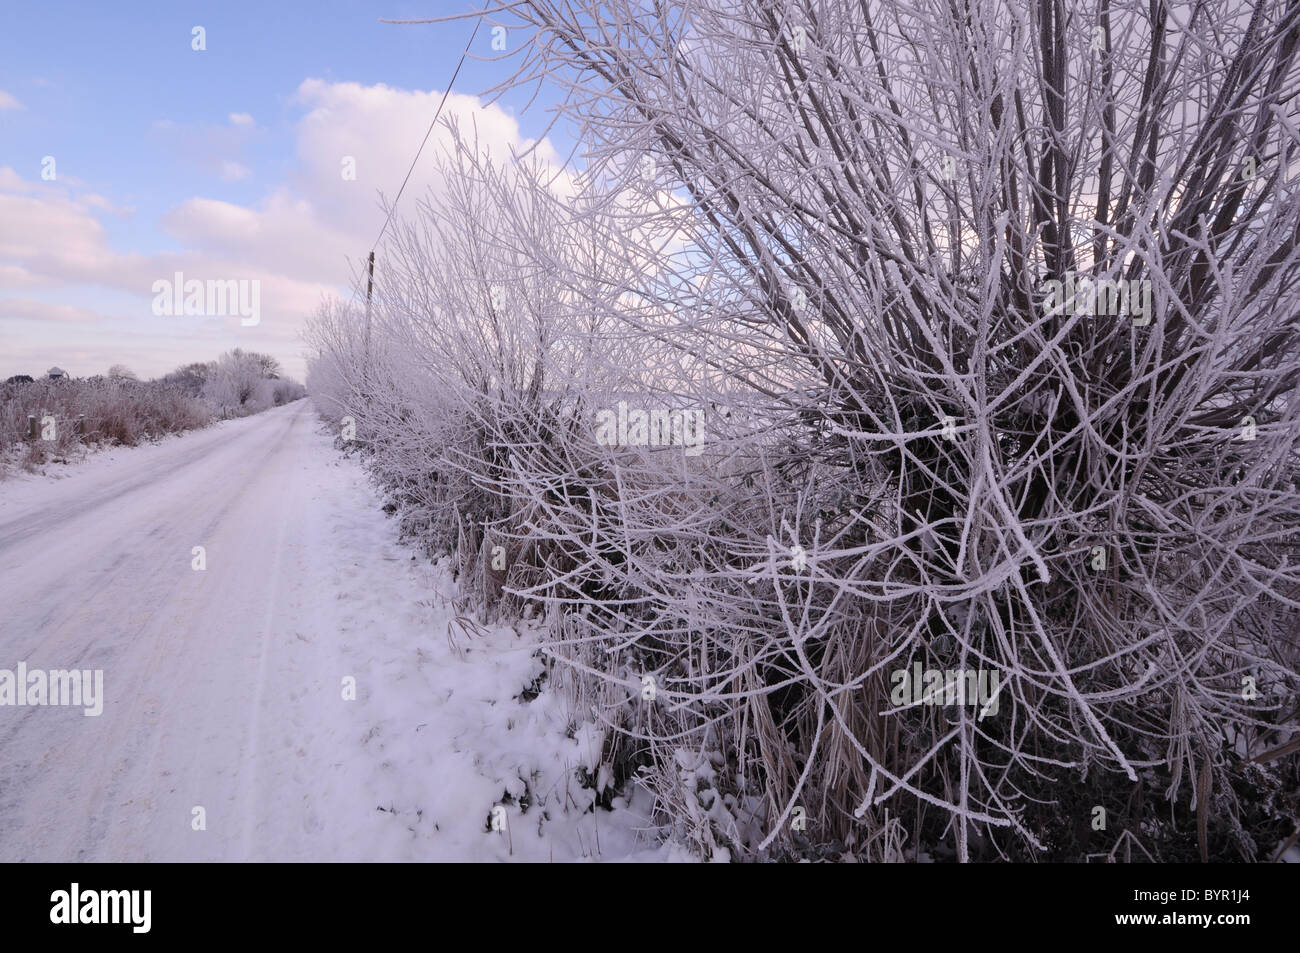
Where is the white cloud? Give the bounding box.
[219,161,251,181]
[0,90,23,111]
[0,297,107,323]
[290,78,562,235]
[150,116,257,182]
[229,112,254,126]
[77,193,135,218]
[0,187,118,279]
[0,167,30,192]
[0,264,39,288]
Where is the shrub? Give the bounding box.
[309,0,1300,862]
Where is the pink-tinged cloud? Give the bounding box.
[0,297,109,323]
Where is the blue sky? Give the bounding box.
[0,1,564,381]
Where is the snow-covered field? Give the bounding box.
[0,400,668,861]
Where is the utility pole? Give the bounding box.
[360,250,375,400]
[365,251,374,359]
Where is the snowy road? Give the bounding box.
[0,401,652,862]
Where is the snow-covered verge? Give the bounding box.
[308,434,678,861]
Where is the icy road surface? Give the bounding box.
[0,401,657,862]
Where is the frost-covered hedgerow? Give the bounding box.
[2,351,305,476]
[0,377,214,474]
[308,0,1300,862]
